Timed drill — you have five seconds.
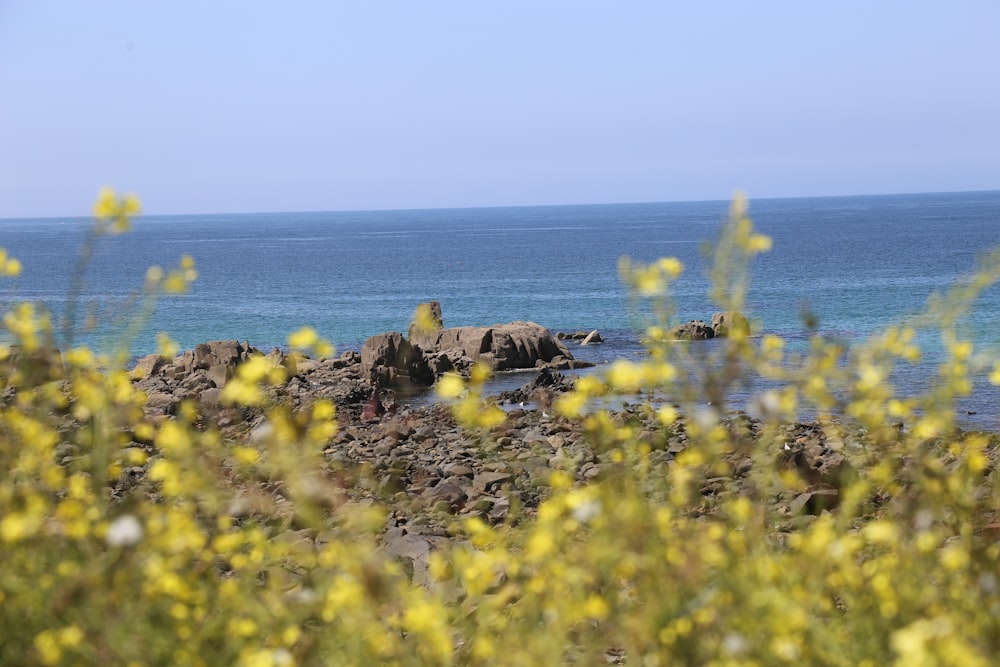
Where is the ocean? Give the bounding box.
[2,191,1000,426]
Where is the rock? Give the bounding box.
[497,368,572,405]
[442,463,475,478]
[435,326,494,362]
[193,340,257,372]
[580,330,603,345]
[200,387,223,406]
[425,352,455,377]
[359,332,432,388]
[206,364,230,388]
[131,353,166,380]
[383,532,434,585]
[143,391,180,416]
[712,311,750,338]
[407,301,444,348]
[790,488,840,515]
[3,345,63,387]
[421,477,468,511]
[364,307,591,387]
[407,304,585,372]
[473,471,513,492]
[488,497,511,522]
[669,320,715,341]
[487,322,573,371]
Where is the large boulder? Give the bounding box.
[487,321,574,371]
[418,321,576,373]
[712,311,750,338]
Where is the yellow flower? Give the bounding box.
[606,359,644,392]
[435,373,465,400]
[747,233,773,253]
[657,404,678,425]
[412,302,441,334]
[1,512,42,542]
[92,186,141,234]
[92,186,117,219]
[469,362,492,386]
[583,594,610,620]
[0,248,21,277]
[288,326,319,350]
[657,256,684,278]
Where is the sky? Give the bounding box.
[1,2,998,217]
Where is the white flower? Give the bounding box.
[106,514,143,547]
[571,498,602,524]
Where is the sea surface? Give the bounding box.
[2,191,1000,426]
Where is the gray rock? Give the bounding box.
[407,300,444,348]
[473,471,513,492]
[359,331,432,388]
[712,311,750,337]
[669,320,715,341]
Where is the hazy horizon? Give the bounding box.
[3,187,1000,223]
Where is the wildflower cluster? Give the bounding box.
[2,190,1000,665]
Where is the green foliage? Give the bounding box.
[2,190,1000,665]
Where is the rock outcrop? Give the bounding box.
[360,332,432,388]
[669,312,752,340]
[132,340,370,420]
[669,320,716,341]
[363,303,592,389]
[130,305,595,420]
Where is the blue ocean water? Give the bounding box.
[2,191,1000,424]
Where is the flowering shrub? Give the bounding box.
[1,191,999,665]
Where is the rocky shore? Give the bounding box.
[127,324,855,581]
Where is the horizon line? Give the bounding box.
[2,187,998,222]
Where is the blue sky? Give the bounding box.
[1,2,998,217]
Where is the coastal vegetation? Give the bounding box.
[2,190,1000,665]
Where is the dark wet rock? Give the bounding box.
[360,332,433,389]
[498,368,573,405]
[669,320,715,341]
[556,330,601,342]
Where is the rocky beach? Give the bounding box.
[124,308,858,581]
